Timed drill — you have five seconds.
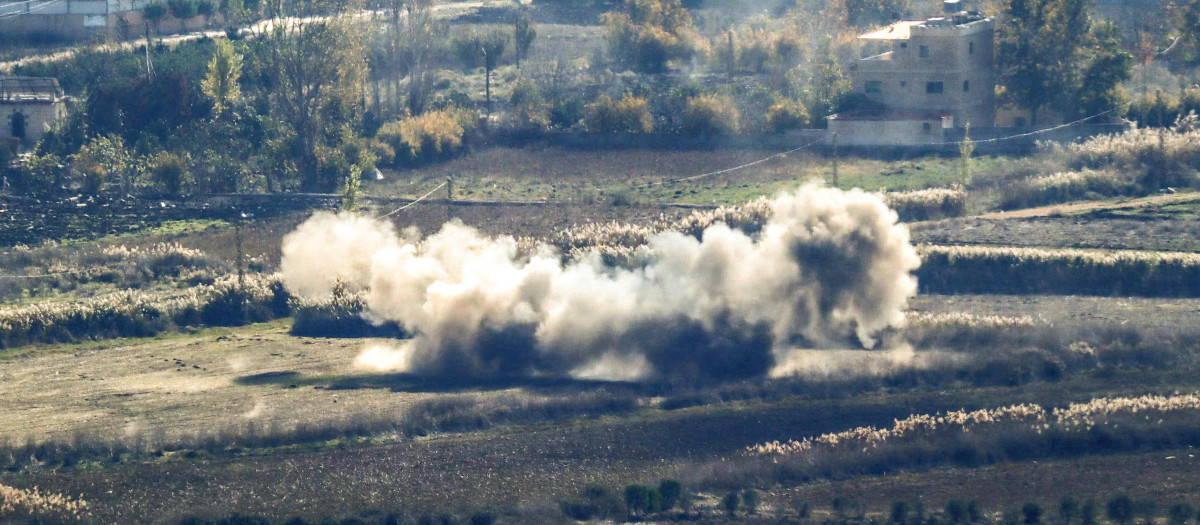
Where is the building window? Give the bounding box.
[865,81,883,93]
[919,45,930,57]
[926,81,944,94]
[969,42,975,54]
[923,122,932,133]
[963,80,969,92]
[900,42,908,48]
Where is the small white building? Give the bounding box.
[0,76,67,148]
[828,109,953,146]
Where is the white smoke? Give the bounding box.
[281,186,921,382]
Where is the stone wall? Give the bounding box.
[0,101,65,148]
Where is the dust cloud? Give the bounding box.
[281,186,921,382]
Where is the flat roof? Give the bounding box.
[859,21,923,40]
[858,15,991,40]
[0,76,62,102]
[830,109,952,121]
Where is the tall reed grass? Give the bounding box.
[917,245,1200,297]
[0,482,89,522]
[884,186,967,221]
[708,393,1200,489]
[0,273,289,349]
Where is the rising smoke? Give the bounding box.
[281,186,921,382]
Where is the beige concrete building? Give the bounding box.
[0,76,66,148]
[830,1,995,144]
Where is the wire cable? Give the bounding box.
[379,180,448,217]
[936,101,1135,146]
[653,136,829,186]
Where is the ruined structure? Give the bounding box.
[0,76,66,149]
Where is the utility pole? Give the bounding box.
[830,132,839,189]
[144,23,155,79]
[445,176,453,223]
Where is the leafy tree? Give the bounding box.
[624,484,652,516]
[969,500,983,523]
[1174,0,1200,66]
[947,499,970,524]
[1168,503,1194,525]
[1108,494,1135,525]
[833,496,861,520]
[251,0,367,191]
[341,165,361,211]
[766,96,809,133]
[143,2,169,36]
[795,500,811,520]
[892,501,911,524]
[681,93,740,135]
[70,134,135,194]
[169,0,199,20]
[797,40,850,124]
[202,39,243,116]
[722,490,740,517]
[742,489,761,515]
[1080,499,1099,525]
[604,0,699,73]
[151,151,190,196]
[513,11,537,68]
[196,0,215,26]
[657,479,682,511]
[1024,502,1044,524]
[583,95,653,133]
[996,0,1131,124]
[15,153,65,197]
[1134,497,1158,525]
[1059,496,1079,525]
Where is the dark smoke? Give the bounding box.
[280,186,921,381]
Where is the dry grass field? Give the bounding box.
[4,140,1200,523]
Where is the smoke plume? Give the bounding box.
[281,186,920,381]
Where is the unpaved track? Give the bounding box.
[976,191,1200,220]
[0,0,525,73]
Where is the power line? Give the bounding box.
[654,136,829,186]
[0,0,69,20]
[379,180,448,217]
[935,101,1135,146]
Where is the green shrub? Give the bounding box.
[722,490,740,516]
[583,95,654,133]
[624,484,653,515]
[1108,495,1134,525]
[742,489,761,514]
[13,153,65,197]
[680,94,740,135]
[766,97,809,132]
[289,290,403,338]
[508,79,549,133]
[604,0,699,73]
[1023,502,1043,524]
[658,479,682,510]
[151,152,191,196]
[561,485,626,521]
[375,107,478,166]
